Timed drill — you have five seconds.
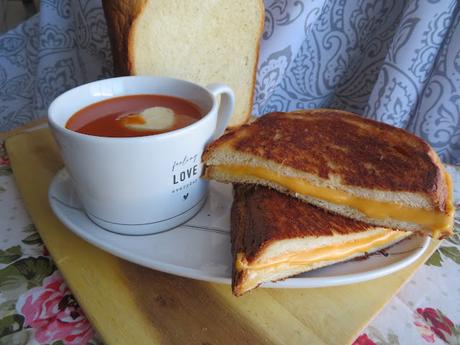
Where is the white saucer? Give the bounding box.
[48,169,430,288]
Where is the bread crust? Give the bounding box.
[203,109,449,212]
[244,0,265,127]
[102,0,147,75]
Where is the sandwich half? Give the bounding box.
[231,185,413,296]
[204,109,454,239]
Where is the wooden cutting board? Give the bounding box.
[5,127,440,345]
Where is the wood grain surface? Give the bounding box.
[5,127,440,345]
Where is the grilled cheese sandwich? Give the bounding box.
[231,185,412,296]
[204,109,454,239]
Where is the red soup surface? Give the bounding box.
[66,94,203,137]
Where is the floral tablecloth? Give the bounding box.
[0,137,459,345]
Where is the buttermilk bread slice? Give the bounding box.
[102,0,264,128]
[203,109,455,239]
[231,185,412,296]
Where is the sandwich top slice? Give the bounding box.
[231,185,412,296]
[204,109,454,239]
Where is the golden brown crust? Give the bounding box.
[426,148,449,213]
[231,268,247,297]
[102,0,147,75]
[204,109,448,212]
[230,187,248,296]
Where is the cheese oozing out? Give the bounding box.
[237,230,408,271]
[121,107,175,131]
[211,165,454,236]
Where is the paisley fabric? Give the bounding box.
[0,0,459,164]
[256,0,460,164]
[0,0,112,130]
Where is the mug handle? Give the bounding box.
[206,84,235,139]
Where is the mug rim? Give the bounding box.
[48,75,219,142]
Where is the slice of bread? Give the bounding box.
[204,109,455,239]
[102,0,264,128]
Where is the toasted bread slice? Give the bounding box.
[102,0,264,128]
[231,185,412,296]
[205,109,454,239]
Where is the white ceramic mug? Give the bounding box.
[48,76,234,235]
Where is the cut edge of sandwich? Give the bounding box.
[232,228,412,296]
[204,138,454,240]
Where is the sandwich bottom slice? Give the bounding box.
[231,185,414,296]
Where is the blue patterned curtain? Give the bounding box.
[0,0,459,164]
[0,1,112,129]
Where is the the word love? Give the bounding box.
[173,165,199,184]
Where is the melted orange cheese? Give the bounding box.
[237,231,408,271]
[213,165,454,236]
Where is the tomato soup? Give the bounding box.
[66,94,203,137]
